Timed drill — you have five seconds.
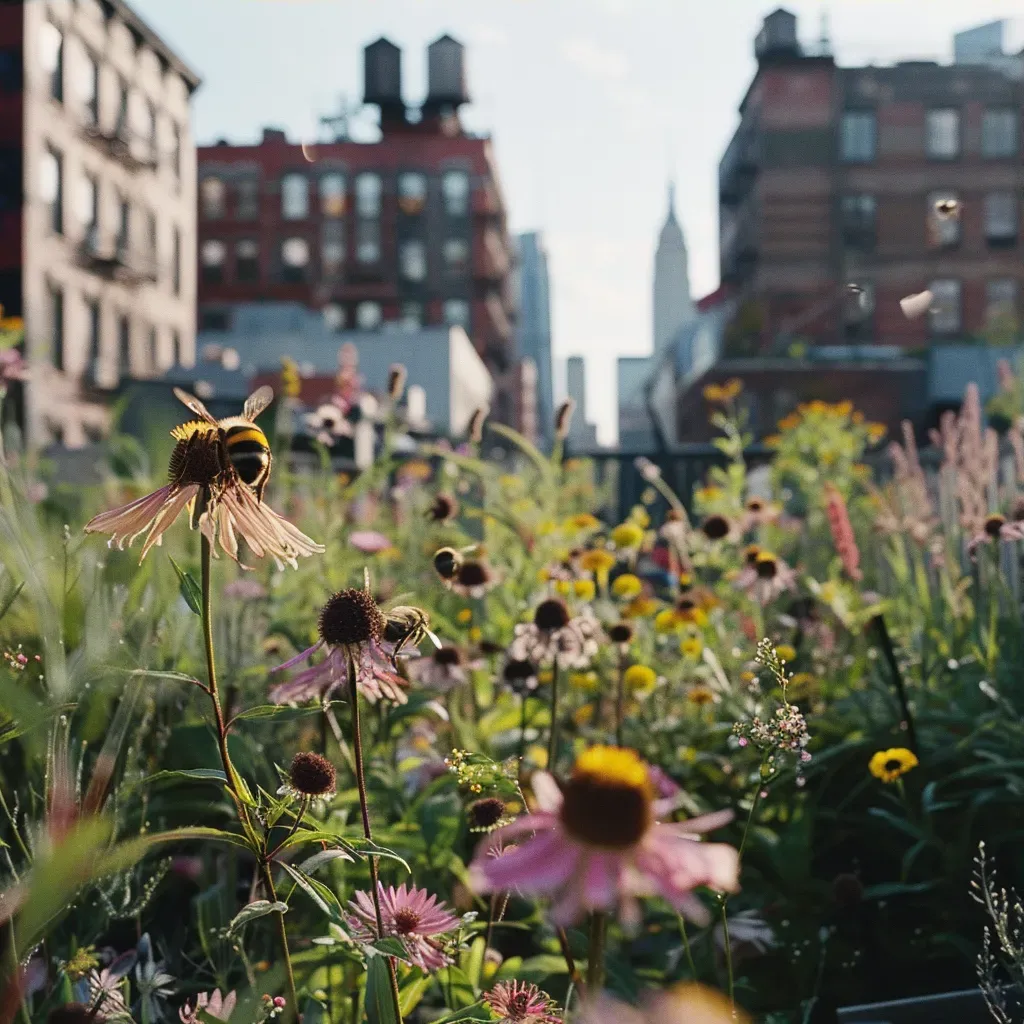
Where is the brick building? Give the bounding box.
[195,35,523,427]
[718,8,1024,354]
[0,0,199,448]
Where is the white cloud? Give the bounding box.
[561,37,628,80]
[469,23,508,46]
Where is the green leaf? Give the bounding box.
[350,838,412,875]
[168,556,202,616]
[369,937,413,963]
[428,1002,492,1024]
[144,768,229,787]
[433,966,476,1009]
[297,849,355,874]
[281,862,347,926]
[514,954,570,982]
[365,955,400,1024]
[463,935,486,990]
[229,900,288,934]
[399,974,431,1017]
[229,704,328,726]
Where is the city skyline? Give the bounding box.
[132,0,1024,443]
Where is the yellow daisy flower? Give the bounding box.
[868,747,918,783]
[611,573,643,600]
[611,522,645,549]
[623,664,657,696]
[579,549,617,574]
[573,578,596,601]
[654,609,681,633]
[569,670,600,692]
[680,636,703,659]
[687,685,716,707]
[456,608,473,624]
[776,644,796,663]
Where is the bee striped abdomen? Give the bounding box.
[224,424,271,487]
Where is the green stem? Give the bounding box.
[547,659,561,772]
[260,862,299,1023]
[675,911,697,979]
[5,918,32,1024]
[346,649,404,1024]
[555,926,585,994]
[719,896,735,1005]
[517,693,529,786]
[615,654,626,747]
[587,912,608,992]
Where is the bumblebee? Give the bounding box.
[171,385,275,504]
[383,606,441,665]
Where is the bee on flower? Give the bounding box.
[84,387,323,568]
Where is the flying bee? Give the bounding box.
[173,385,276,503]
[383,606,441,666]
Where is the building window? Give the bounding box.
[839,194,875,249]
[927,191,961,248]
[843,281,874,338]
[398,172,427,215]
[40,22,62,103]
[0,47,22,93]
[442,170,470,215]
[171,123,181,180]
[356,221,380,264]
[986,279,1017,324]
[982,108,1017,158]
[235,239,259,283]
[79,52,99,124]
[281,173,309,219]
[840,111,875,162]
[984,192,1018,245]
[355,173,382,216]
[50,284,64,370]
[171,329,181,366]
[280,237,309,283]
[928,279,961,335]
[41,147,63,234]
[173,228,181,295]
[200,177,226,219]
[319,172,345,216]
[116,196,130,252]
[356,301,382,330]
[118,315,130,377]
[235,178,259,220]
[144,100,156,151]
[926,108,960,159]
[77,172,98,237]
[87,299,100,364]
[148,325,158,373]
[114,77,128,134]
[443,298,470,328]
[147,210,157,262]
[401,301,422,330]
[201,239,226,284]
[323,304,346,332]
[443,237,470,268]
[399,239,426,281]
[321,221,344,276]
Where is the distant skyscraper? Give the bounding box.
[652,182,693,353]
[565,355,598,447]
[514,232,554,441]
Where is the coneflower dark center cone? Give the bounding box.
[289,751,337,796]
[467,796,506,829]
[456,561,490,588]
[534,598,570,631]
[609,623,633,644]
[560,773,652,849]
[434,647,462,667]
[702,515,730,540]
[168,435,223,488]
[985,514,1006,538]
[318,588,385,647]
[756,557,779,580]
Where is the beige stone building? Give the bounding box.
[20,0,199,448]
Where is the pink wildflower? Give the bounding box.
[469,746,738,927]
[349,530,392,554]
[180,989,237,1023]
[347,883,460,971]
[485,981,561,1024]
[823,485,862,581]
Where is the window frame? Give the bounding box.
[839,110,876,164]
[280,172,310,220]
[925,108,960,161]
[981,108,1018,159]
[441,169,470,216]
[399,238,427,282]
[983,191,1018,246]
[928,278,962,336]
[319,172,346,217]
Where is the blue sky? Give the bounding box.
[132,0,1024,443]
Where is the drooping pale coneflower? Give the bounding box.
[508,598,603,669]
[469,746,739,927]
[823,485,862,581]
[84,387,323,569]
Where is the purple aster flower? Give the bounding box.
[347,883,460,971]
[485,981,561,1024]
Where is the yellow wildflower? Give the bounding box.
[611,573,643,599]
[868,747,917,784]
[579,549,616,573]
[623,664,657,695]
[573,578,596,601]
[611,522,645,549]
[703,383,726,403]
[569,670,599,692]
[554,580,572,597]
[866,422,887,444]
[469,626,482,642]
[680,636,703,659]
[456,608,473,624]
[573,704,596,726]
[623,597,659,618]
[687,685,716,706]
[776,644,796,663]
[631,506,651,529]
[654,608,681,633]
[565,512,601,533]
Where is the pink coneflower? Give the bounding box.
[406,646,471,693]
[733,551,796,605]
[349,530,393,554]
[823,485,862,581]
[180,989,237,1023]
[84,387,323,569]
[485,981,561,1024]
[223,578,267,601]
[347,883,460,971]
[469,746,739,927]
[968,513,1024,555]
[269,576,408,705]
[741,496,779,532]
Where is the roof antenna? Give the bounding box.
[818,8,832,56]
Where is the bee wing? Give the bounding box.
[173,388,218,425]
[425,628,442,649]
[243,385,275,421]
